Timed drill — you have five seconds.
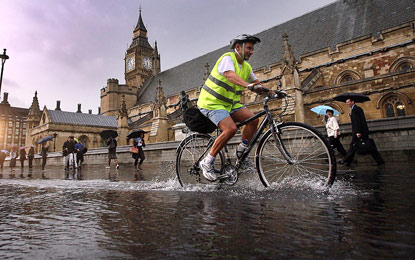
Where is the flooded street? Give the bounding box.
[0,163,414,259]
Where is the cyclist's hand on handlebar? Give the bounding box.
[273,90,288,99]
[248,83,269,94]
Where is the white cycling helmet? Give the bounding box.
[230,34,261,60]
[230,34,261,49]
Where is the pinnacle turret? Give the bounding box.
[134,6,147,33]
[282,33,296,69]
[28,91,41,117]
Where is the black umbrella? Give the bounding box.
[100,130,118,139]
[37,136,54,144]
[334,92,370,103]
[127,129,146,139]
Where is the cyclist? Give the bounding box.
[197,34,265,181]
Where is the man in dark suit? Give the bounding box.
[340,98,385,166]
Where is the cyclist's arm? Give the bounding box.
[223,70,264,94]
[223,70,253,88]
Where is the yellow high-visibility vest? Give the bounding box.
[197,52,252,112]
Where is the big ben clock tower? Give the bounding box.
[125,7,160,89]
[100,7,160,116]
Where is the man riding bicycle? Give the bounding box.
[197,34,265,181]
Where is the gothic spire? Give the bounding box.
[155,79,166,107]
[134,6,147,33]
[28,91,41,117]
[153,41,158,55]
[282,33,296,69]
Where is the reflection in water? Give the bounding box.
[0,164,414,259]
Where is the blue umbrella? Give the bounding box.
[37,136,54,144]
[311,105,340,116]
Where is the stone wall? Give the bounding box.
[23,116,414,169]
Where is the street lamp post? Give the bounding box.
[0,49,10,100]
[53,133,57,152]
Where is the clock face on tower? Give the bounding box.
[142,56,152,69]
[126,56,135,71]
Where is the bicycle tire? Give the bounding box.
[176,133,225,187]
[256,122,336,187]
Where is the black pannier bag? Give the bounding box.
[183,106,216,134]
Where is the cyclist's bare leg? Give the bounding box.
[230,107,258,143]
[209,116,237,157]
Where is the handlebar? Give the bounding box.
[248,85,288,100]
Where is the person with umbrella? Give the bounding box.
[325,109,347,158]
[37,136,53,171]
[311,105,347,158]
[28,146,35,168]
[40,142,49,171]
[9,145,18,171]
[106,136,119,170]
[129,130,146,171]
[336,95,385,166]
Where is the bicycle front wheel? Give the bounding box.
[176,133,225,187]
[256,122,336,187]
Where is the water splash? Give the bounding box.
[0,167,362,200]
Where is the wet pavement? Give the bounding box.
[0,162,414,259]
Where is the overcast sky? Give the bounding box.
[0,0,336,113]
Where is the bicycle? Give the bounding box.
[174,87,336,188]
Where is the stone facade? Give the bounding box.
[25,93,135,153]
[0,93,28,150]
[99,1,414,144]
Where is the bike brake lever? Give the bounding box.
[274,91,288,99]
[248,85,270,93]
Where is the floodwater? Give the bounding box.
[0,163,414,259]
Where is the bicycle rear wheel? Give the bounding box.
[256,122,336,187]
[176,133,225,187]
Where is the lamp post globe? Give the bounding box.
[0,49,10,101]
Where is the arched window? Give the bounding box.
[383,96,406,118]
[396,62,413,72]
[389,57,415,73]
[42,114,46,124]
[335,70,362,85]
[340,74,354,83]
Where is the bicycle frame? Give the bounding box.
[193,98,294,174]
[234,100,293,167]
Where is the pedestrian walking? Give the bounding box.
[107,137,119,169]
[325,109,347,158]
[75,141,85,168]
[28,146,34,168]
[132,133,146,171]
[19,148,27,169]
[63,136,77,170]
[9,147,17,171]
[339,98,385,166]
[41,142,49,171]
